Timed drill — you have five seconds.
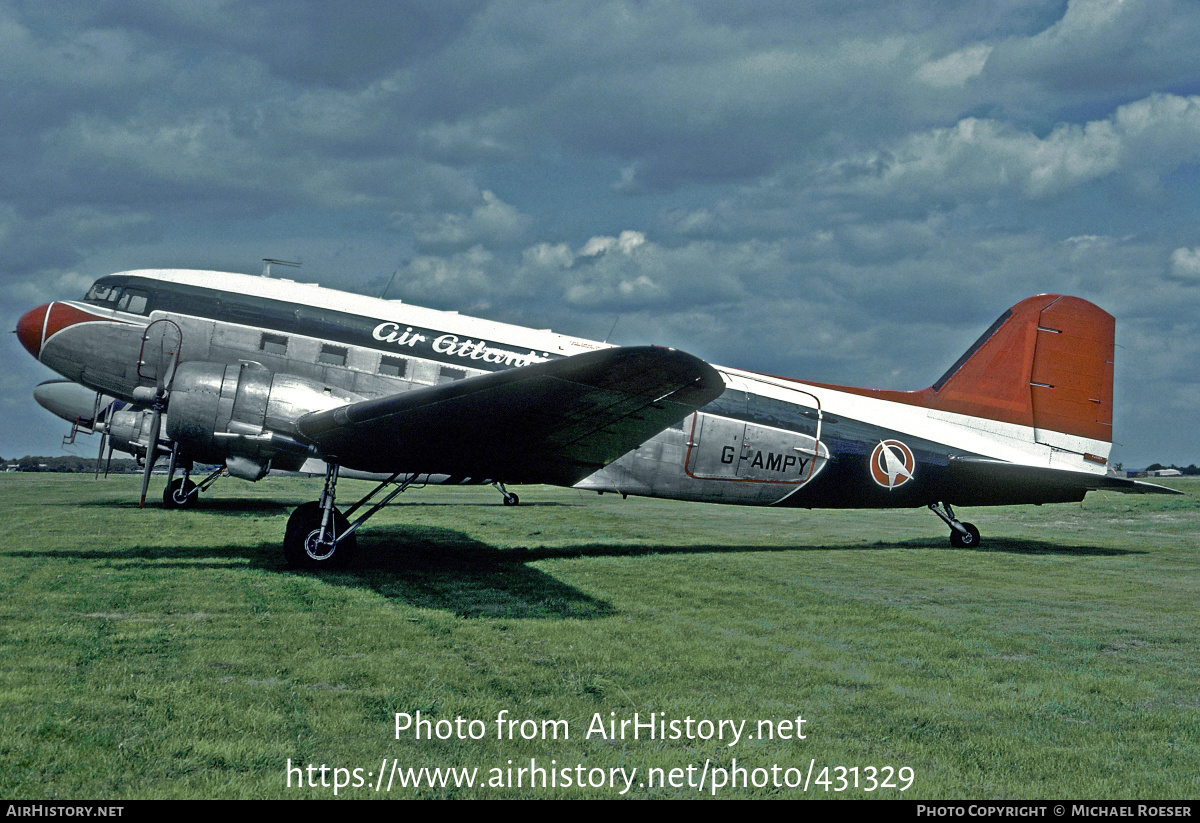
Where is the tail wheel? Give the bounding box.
[284,501,356,569]
[949,522,981,548]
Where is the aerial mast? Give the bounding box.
[261,258,301,278]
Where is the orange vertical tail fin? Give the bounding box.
[805,294,1116,454]
[930,295,1114,445]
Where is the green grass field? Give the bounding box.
[1,473,1198,799]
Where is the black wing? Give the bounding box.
[297,346,724,485]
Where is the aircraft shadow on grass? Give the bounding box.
[354,522,1145,561]
[78,498,574,514]
[878,536,1145,556]
[335,531,1145,619]
[77,497,298,514]
[5,525,1144,620]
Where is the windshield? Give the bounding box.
[82,281,152,315]
[84,283,120,303]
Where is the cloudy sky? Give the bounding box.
[3,0,1199,468]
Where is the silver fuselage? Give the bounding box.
[19,269,1112,508]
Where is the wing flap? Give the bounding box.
[297,346,724,485]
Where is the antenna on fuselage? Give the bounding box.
[262,258,301,277]
[380,269,401,300]
[604,314,621,343]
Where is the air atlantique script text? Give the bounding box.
[395,710,808,748]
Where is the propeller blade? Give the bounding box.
[95,432,107,479]
[139,408,162,508]
[154,330,180,394]
[163,347,179,393]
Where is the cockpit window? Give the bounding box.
[84,284,120,303]
[116,289,149,315]
[82,281,151,314]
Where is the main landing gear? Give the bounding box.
[283,470,524,569]
[161,464,226,509]
[928,502,981,548]
[283,464,420,570]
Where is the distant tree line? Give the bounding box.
[1,455,140,473]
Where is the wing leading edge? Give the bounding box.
[297,346,724,485]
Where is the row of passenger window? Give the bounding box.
[258,332,469,384]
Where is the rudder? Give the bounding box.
[932,294,1114,457]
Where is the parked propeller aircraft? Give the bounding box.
[16,269,1176,568]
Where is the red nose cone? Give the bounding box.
[16,304,50,359]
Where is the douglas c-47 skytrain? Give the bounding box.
[16,268,1176,568]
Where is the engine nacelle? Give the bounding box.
[166,361,362,479]
[105,407,156,459]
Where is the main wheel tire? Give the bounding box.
[162,477,199,509]
[284,501,356,570]
[949,522,981,548]
[502,492,520,506]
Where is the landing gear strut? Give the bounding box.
[283,465,421,570]
[493,481,519,506]
[161,464,225,509]
[928,502,981,548]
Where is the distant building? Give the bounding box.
[1129,468,1184,478]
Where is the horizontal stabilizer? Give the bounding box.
[1114,479,1187,495]
[946,456,1183,506]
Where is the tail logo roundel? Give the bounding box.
[870,439,915,489]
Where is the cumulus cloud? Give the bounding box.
[6,269,95,306]
[829,94,1200,203]
[984,0,1200,99]
[390,245,496,307]
[915,43,992,88]
[502,229,769,314]
[400,190,532,251]
[578,230,646,258]
[1168,247,1200,282]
